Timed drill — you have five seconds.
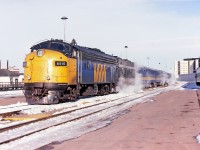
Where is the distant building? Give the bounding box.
[0,69,21,83]
[0,60,24,83]
[174,60,188,78]
[174,58,200,80]
[18,73,24,82]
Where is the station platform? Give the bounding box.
[41,90,200,150]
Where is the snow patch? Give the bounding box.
[181,82,200,90]
[0,82,186,149]
[0,90,23,99]
[196,134,200,143]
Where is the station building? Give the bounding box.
[174,58,200,81]
[0,60,24,83]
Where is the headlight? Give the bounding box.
[27,75,31,80]
[37,49,44,57]
[46,75,50,80]
[23,61,27,68]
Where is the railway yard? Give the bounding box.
[0,82,199,150]
[1,1,200,150]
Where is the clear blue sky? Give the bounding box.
[0,0,200,73]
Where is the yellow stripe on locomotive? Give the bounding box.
[94,64,106,83]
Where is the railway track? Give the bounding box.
[0,85,180,148]
[0,104,33,118]
[0,92,138,132]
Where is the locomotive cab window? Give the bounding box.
[31,42,48,52]
[39,42,48,49]
[50,43,64,51]
[64,44,71,55]
[49,43,72,56]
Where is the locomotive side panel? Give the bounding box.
[79,50,117,85]
[80,60,94,84]
[106,65,116,83]
[68,57,77,85]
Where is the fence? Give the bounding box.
[0,82,24,91]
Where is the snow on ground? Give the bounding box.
[21,91,143,115]
[181,82,200,90]
[0,82,194,125]
[0,91,145,129]
[0,82,189,149]
[0,102,28,110]
[0,81,196,115]
[0,87,170,149]
[0,82,200,149]
[196,134,200,143]
[0,90,23,99]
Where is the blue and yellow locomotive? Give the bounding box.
[23,39,120,104]
[138,67,171,88]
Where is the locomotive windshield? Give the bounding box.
[49,42,71,54]
[32,42,48,50]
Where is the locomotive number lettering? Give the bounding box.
[55,61,67,66]
[94,64,106,82]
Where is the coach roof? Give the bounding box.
[0,69,20,77]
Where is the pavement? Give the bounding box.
[39,90,200,150]
[0,96,26,106]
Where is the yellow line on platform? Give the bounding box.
[82,101,90,105]
[3,113,52,121]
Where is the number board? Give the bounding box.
[55,61,67,66]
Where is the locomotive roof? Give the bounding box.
[138,66,171,75]
[31,39,115,60]
[74,45,115,60]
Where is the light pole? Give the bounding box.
[125,46,128,59]
[61,16,68,41]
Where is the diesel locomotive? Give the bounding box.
[138,67,171,88]
[23,39,170,104]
